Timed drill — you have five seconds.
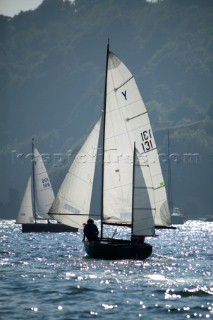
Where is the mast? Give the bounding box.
[31,138,36,222]
[100,40,110,238]
[167,129,173,212]
[131,143,136,240]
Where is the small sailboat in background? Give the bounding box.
[16,139,76,232]
[171,207,187,224]
[201,215,213,222]
[167,130,187,225]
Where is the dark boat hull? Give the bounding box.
[171,215,186,225]
[21,223,78,233]
[84,238,152,260]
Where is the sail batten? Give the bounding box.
[115,76,134,91]
[126,112,147,121]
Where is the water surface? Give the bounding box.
[0,220,212,319]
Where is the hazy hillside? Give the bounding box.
[0,0,213,219]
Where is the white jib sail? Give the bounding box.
[132,151,155,236]
[104,52,171,227]
[33,148,55,220]
[49,118,101,229]
[16,177,34,224]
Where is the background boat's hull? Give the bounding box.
[204,216,213,222]
[84,239,152,260]
[171,215,186,225]
[21,223,78,233]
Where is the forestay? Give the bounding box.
[49,118,101,229]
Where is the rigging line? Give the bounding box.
[114,76,134,91]
[126,111,147,121]
[112,228,117,238]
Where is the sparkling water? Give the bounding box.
[0,220,212,319]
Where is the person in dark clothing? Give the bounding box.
[131,235,145,244]
[83,218,99,241]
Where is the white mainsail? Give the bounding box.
[49,118,101,229]
[103,51,171,228]
[16,146,55,224]
[33,147,54,220]
[16,177,34,224]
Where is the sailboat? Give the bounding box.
[50,43,173,259]
[167,130,187,225]
[48,119,101,229]
[82,43,173,260]
[16,140,77,233]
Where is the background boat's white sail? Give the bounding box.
[49,118,101,229]
[103,52,171,227]
[16,177,34,224]
[132,151,155,236]
[33,148,55,220]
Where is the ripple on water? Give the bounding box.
[0,220,213,319]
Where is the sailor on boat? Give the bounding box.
[131,236,145,244]
[83,218,99,242]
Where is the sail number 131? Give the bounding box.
[140,129,153,153]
